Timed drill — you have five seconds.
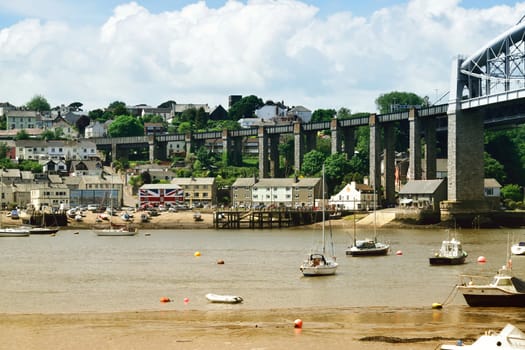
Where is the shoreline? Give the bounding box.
[1,305,523,349]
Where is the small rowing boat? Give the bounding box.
[205,293,243,304]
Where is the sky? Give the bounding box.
[1,0,524,113]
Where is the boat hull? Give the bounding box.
[429,256,466,265]
[205,293,243,304]
[29,227,60,235]
[346,246,389,256]
[511,244,525,255]
[459,288,525,307]
[300,265,338,276]
[0,228,31,237]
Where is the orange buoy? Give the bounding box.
[294,319,303,328]
[396,250,403,256]
[477,256,486,263]
[217,259,225,264]
[160,296,171,303]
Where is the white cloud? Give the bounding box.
[0,0,524,112]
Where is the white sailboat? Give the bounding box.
[93,174,138,237]
[300,165,338,276]
[0,169,30,237]
[345,181,389,256]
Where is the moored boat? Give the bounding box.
[429,237,467,265]
[511,241,525,256]
[440,323,525,349]
[299,165,338,276]
[457,265,525,307]
[205,293,243,304]
[0,227,30,237]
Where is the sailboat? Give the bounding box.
[345,182,389,256]
[0,169,30,237]
[300,165,338,276]
[93,174,138,237]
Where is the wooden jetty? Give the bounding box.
[213,209,333,229]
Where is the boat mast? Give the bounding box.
[322,164,325,255]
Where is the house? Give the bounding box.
[13,140,98,161]
[139,184,184,207]
[209,105,228,121]
[69,160,104,177]
[30,185,71,211]
[69,174,123,208]
[51,118,79,139]
[6,110,41,129]
[328,181,375,211]
[170,177,217,207]
[231,177,322,209]
[398,179,447,211]
[484,178,502,210]
[144,123,165,135]
[255,102,287,121]
[40,159,68,175]
[287,105,312,123]
[85,121,107,138]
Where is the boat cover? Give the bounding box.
[511,277,525,293]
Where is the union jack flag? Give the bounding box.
[139,187,184,205]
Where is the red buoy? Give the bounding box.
[396,250,403,256]
[160,296,171,303]
[294,319,303,328]
[477,256,486,263]
[183,297,190,304]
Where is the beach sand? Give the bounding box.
[2,305,522,350]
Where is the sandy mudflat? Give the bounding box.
[1,306,523,350]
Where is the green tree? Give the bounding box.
[501,184,523,202]
[88,108,105,122]
[26,95,51,112]
[324,153,352,194]
[14,129,30,140]
[107,115,144,137]
[301,150,326,176]
[107,101,128,117]
[228,95,264,120]
[68,102,83,111]
[311,109,336,122]
[40,130,55,140]
[336,107,352,119]
[375,91,425,114]
[0,143,9,159]
[18,160,43,173]
[178,121,192,134]
[484,152,506,184]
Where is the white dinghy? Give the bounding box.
[205,293,243,304]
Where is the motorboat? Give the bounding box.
[429,237,467,265]
[93,226,138,237]
[205,293,243,304]
[457,265,525,307]
[300,165,338,276]
[440,323,525,349]
[511,242,525,256]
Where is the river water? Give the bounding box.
[1,225,524,314]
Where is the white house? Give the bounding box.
[287,105,312,123]
[255,103,287,121]
[328,181,375,210]
[85,121,106,138]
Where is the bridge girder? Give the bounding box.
[460,20,525,98]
